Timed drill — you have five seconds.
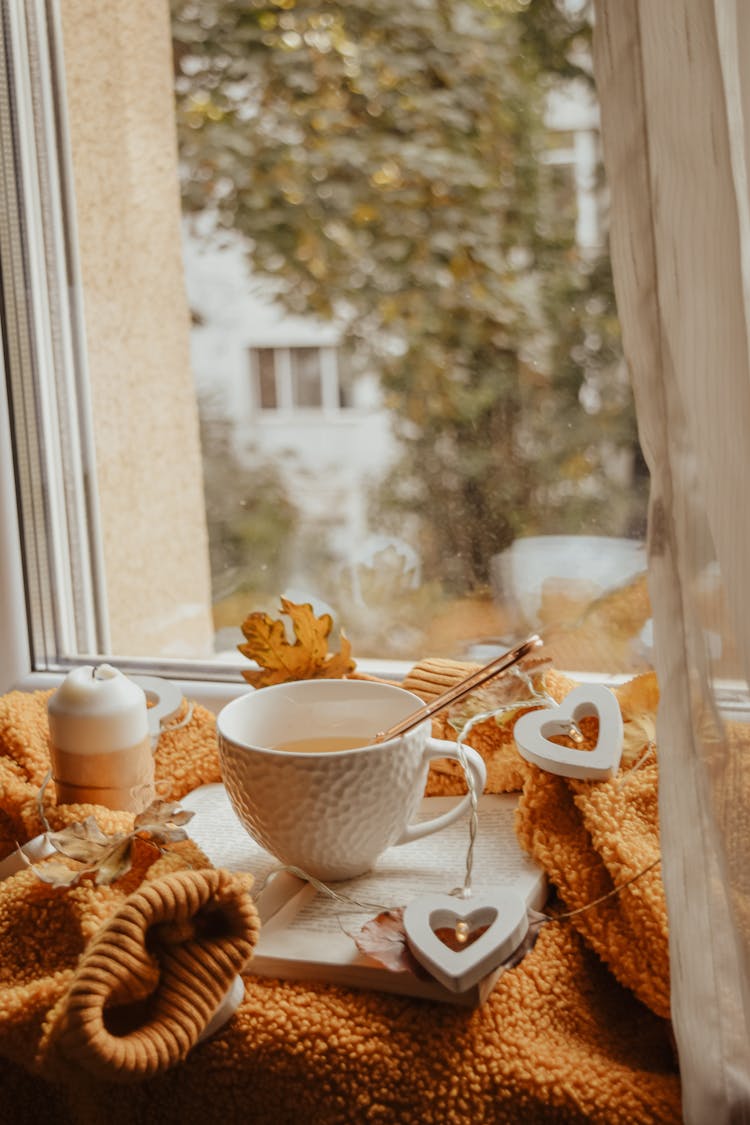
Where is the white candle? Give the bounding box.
[48,664,155,812]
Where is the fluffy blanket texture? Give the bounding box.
[0,672,680,1123]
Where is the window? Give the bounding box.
[250,346,347,412]
[2,0,651,689]
[1,2,214,681]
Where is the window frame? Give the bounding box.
[0,0,109,668]
[0,400,249,709]
[0,2,234,705]
[0,350,31,694]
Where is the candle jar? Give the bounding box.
[48,665,155,813]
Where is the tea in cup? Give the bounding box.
[217,678,486,881]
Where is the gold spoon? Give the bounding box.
[374,634,543,743]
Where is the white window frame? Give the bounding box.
[0,381,243,709]
[0,0,108,664]
[0,355,32,693]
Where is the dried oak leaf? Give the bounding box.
[353,908,429,978]
[28,800,195,889]
[28,855,87,889]
[238,597,356,688]
[30,830,135,888]
[93,837,135,886]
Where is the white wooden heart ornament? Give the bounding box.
[513,684,623,781]
[403,888,529,993]
[130,674,184,738]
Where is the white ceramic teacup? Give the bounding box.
[217,679,487,881]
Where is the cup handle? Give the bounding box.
[395,738,487,845]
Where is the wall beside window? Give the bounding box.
[58,0,213,657]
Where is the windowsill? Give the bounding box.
[254,408,377,423]
[11,663,679,716]
[11,654,409,712]
[12,669,248,714]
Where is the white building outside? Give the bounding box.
[183,225,398,575]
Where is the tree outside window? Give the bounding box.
[174,0,649,665]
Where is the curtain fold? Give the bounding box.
[593,2,750,1120]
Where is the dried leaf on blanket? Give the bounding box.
[353,908,429,977]
[27,799,197,888]
[618,671,659,766]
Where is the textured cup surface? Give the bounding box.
[218,680,443,880]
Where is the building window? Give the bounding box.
[251,347,344,413]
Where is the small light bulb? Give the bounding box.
[455,920,470,944]
[568,722,584,744]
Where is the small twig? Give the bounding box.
[37,769,53,834]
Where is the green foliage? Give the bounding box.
[175,0,645,594]
[527,250,648,539]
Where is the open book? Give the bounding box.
[182,784,547,1007]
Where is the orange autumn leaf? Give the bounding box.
[238,597,356,688]
[616,670,660,766]
[615,670,660,719]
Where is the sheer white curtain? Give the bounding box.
[593,1,750,1119]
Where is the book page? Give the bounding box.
[181,783,284,886]
[180,783,310,924]
[182,784,546,957]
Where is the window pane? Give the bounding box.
[290,348,323,409]
[3,1,658,678]
[255,349,277,410]
[172,2,650,671]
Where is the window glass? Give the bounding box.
[2,1,651,677]
[172,0,649,671]
[290,348,323,409]
[255,349,278,410]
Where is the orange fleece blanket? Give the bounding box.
[0,676,680,1123]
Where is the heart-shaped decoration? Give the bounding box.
[403,888,529,993]
[513,684,623,781]
[130,674,184,737]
